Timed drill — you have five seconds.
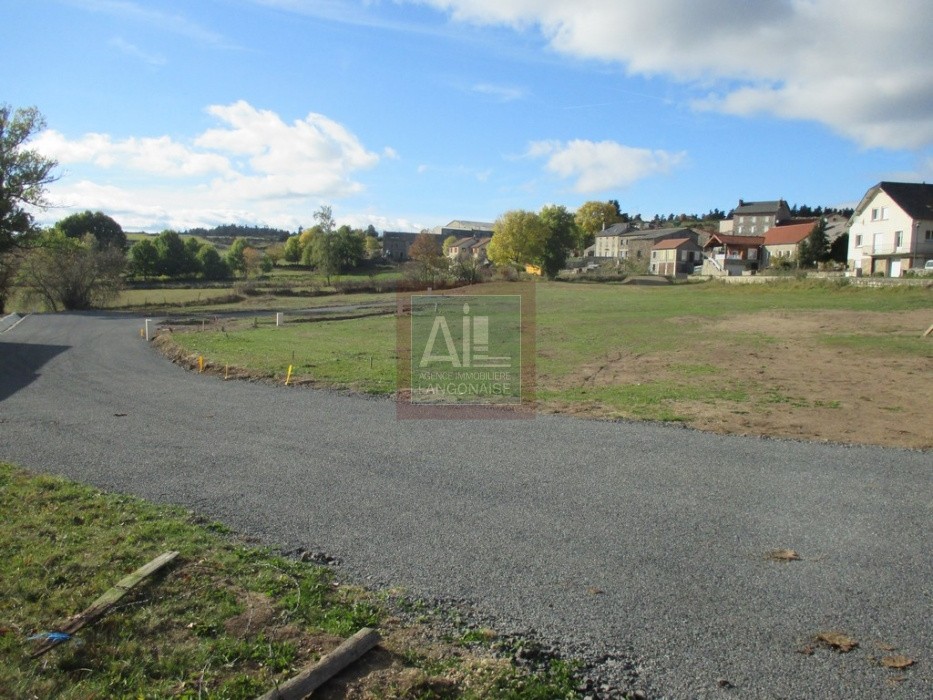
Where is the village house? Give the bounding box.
[381,231,425,261]
[761,221,816,267]
[592,223,636,258]
[702,233,764,275]
[847,181,933,276]
[724,199,792,236]
[445,236,491,262]
[594,226,700,265]
[649,238,704,277]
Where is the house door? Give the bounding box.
[890,259,902,277]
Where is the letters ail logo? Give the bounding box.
[419,302,510,369]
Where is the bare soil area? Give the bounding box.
[545,309,933,449]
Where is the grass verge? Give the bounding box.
[0,462,580,699]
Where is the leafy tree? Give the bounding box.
[798,220,829,268]
[313,205,336,234]
[196,244,230,280]
[298,226,319,250]
[829,232,848,263]
[0,250,23,314]
[408,232,447,284]
[17,231,124,310]
[334,226,365,271]
[242,247,264,278]
[0,105,58,256]
[310,232,340,284]
[173,237,202,276]
[129,238,160,278]
[283,235,302,263]
[538,204,578,279]
[153,230,191,277]
[364,234,382,259]
[487,210,548,268]
[574,201,621,250]
[0,105,58,311]
[451,255,483,284]
[442,235,458,254]
[55,210,126,250]
[225,237,248,276]
[264,242,285,266]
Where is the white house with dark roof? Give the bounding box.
[847,181,933,276]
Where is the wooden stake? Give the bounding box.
[30,551,179,658]
[256,627,381,700]
[923,323,933,338]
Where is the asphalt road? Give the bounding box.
[1,312,930,699]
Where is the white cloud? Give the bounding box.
[67,0,233,47]
[413,0,933,150]
[471,83,527,102]
[528,140,685,193]
[35,130,231,176]
[32,101,385,231]
[109,37,166,66]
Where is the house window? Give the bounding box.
[926,230,933,240]
[652,251,657,259]
[873,232,883,254]
[871,208,879,221]
[854,234,862,247]
[895,231,904,248]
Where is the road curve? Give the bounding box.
[1,313,930,699]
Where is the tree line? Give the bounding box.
[0,103,863,311]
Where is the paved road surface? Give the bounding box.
[1,313,930,699]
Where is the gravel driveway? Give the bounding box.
[1,312,930,699]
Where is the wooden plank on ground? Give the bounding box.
[257,627,381,700]
[30,551,179,658]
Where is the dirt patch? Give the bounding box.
[816,631,859,653]
[545,309,933,449]
[767,548,801,562]
[223,591,276,637]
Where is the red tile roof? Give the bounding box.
[652,237,692,250]
[763,221,816,245]
[706,234,765,247]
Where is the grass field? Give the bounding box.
[168,279,933,447]
[0,462,578,699]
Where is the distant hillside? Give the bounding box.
[184,224,291,241]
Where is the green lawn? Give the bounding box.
[170,278,931,388]
[166,279,933,444]
[0,462,579,699]
[176,314,398,392]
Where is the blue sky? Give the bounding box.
[4,0,932,232]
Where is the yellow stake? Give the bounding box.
[224,364,229,380]
[139,328,144,338]
[285,364,293,386]
[197,355,204,373]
